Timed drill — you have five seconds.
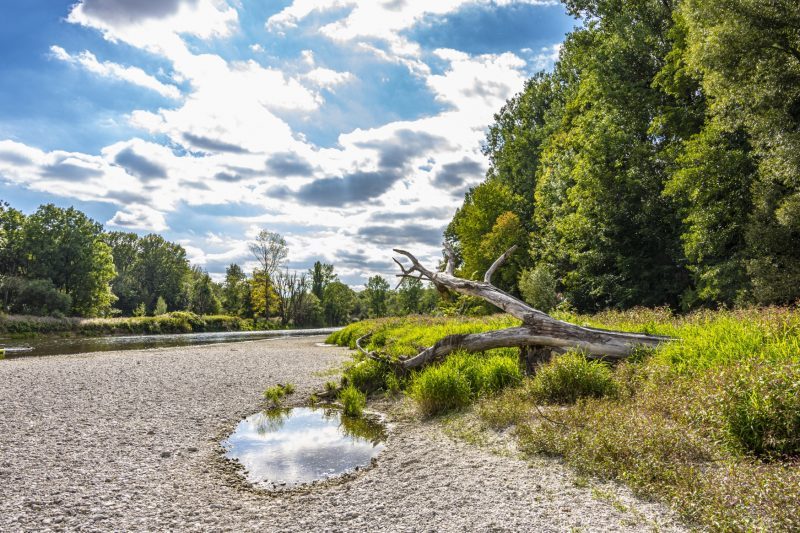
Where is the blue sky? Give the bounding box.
[0,0,577,285]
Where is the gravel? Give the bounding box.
[0,336,686,532]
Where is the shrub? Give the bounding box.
[2,277,72,317]
[519,265,558,312]
[282,382,296,395]
[409,363,472,416]
[529,352,618,404]
[718,363,800,458]
[481,353,523,392]
[339,385,366,417]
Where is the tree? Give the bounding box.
[221,263,248,316]
[681,0,800,304]
[323,281,355,326]
[364,275,390,318]
[22,204,116,316]
[249,269,279,320]
[249,230,287,319]
[0,201,25,276]
[397,277,424,315]
[309,261,337,301]
[153,296,168,316]
[133,234,190,313]
[189,267,221,315]
[104,231,142,315]
[273,269,309,327]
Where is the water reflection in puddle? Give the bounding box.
[222,407,387,489]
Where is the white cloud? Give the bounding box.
[50,46,181,99]
[108,204,168,232]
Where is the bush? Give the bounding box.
[409,363,472,416]
[1,277,72,317]
[529,352,618,404]
[339,385,366,417]
[519,265,558,312]
[719,363,800,458]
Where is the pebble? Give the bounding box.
[0,337,685,532]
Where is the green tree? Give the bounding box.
[104,231,142,315]
[0,201,25,276]
[681,0,800,303]
[22,204,116,316]
[397,277,424,315]
[309,261,337,301]
[133,234,191,313]
[322,281,355,326]
[189,267,221,315]
[222,263,248,316]
[364,275,390,318]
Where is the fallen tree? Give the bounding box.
[384,245,672,371]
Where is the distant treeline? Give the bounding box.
[447,0,800,312]
[0,201,439,325]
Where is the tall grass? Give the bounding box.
[333,308,800,530]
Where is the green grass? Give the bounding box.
[332,308,800,530]
[0,311,254,336]
[528,352,618,404]
[339,385,366,417]
[263,383,295,407]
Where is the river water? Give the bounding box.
[0,327,340,358]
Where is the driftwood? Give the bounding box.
[391,246,671,370]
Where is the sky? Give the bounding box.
[0,0,577,286]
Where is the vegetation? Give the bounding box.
[528,352,617,404]
[330,309,800,530]
[0,311,251,336]
[263,383,296,408]
[338,385,366,417]
[446,0,800,312]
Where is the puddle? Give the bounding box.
[222,407,387,489]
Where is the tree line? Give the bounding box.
[447,0,800,312]
[0,201,438,324]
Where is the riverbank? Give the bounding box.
[0,336,682,531]
[0,312,256,336]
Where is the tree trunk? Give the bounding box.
[390,247,672,370]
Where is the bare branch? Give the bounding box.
[484,245,518,284]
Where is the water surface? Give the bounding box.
[0,328,339,358]
[222,407,387,489]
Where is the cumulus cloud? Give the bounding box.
[107,204,168,232]
[433,157,484,188]
[50,46,181,99]
[265,152,315,177]
[113,147,168,181]
[357,223,445,246]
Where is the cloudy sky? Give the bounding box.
[0,0,576,286]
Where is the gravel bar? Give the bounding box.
[0,336,685,532]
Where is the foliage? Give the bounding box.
[221,263,248,317]
[0,311,251,335]
[339,385,366,417]
[153,296,168,316]
[323,281,356,326]
[528,352,618,404]
[446,0,800,311]
[518,265,558,312]
[0,276,72,316]
[309,261,337,301]
[22,204,116,316]
[249,230,287,319]
[364,275,390,318]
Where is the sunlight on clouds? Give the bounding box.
[50,46,182,99]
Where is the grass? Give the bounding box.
[528,352,618,404]
[330,308,800,531]
[263,383,295,407]
[0,311,254,336]
[339,385,366,417]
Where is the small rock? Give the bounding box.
[160,451,171,458]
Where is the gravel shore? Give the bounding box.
[0,337,685,532]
